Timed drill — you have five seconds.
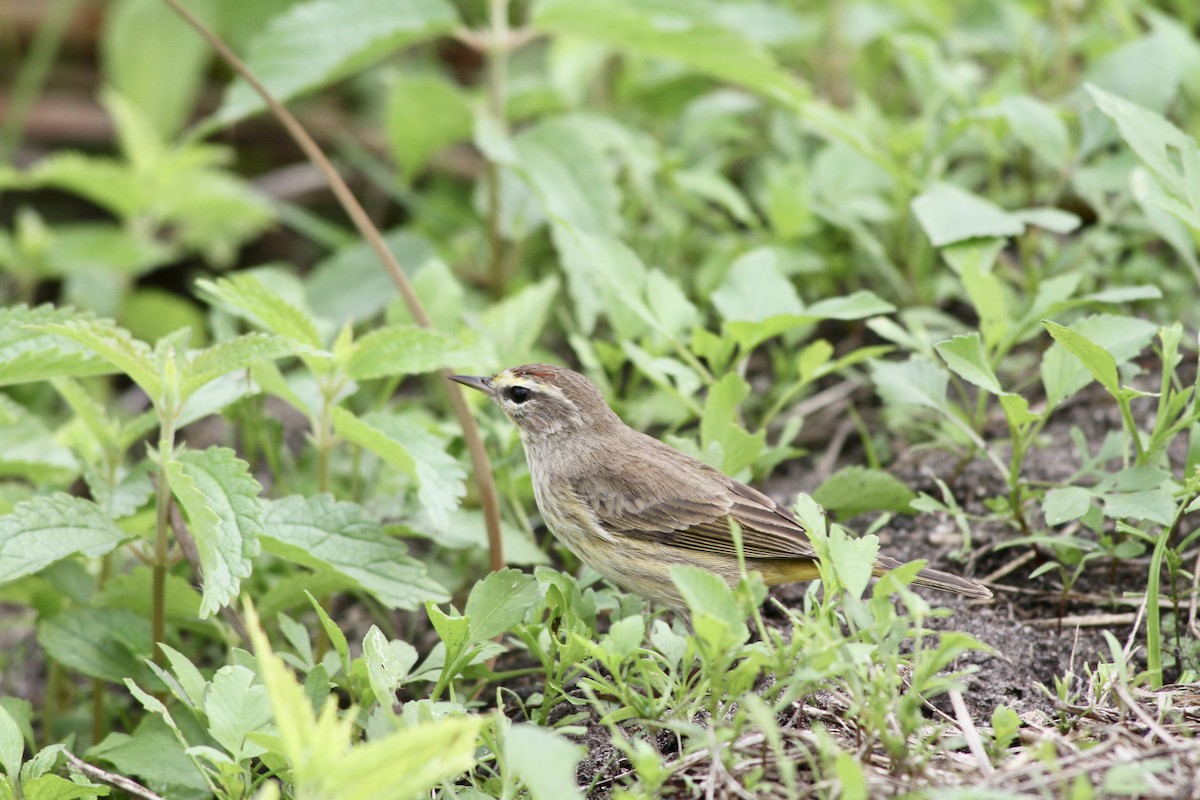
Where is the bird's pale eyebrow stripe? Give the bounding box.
[492,370,569,402]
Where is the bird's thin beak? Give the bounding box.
[448,374,493,395]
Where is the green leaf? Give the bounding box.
[165,448,264,618]
[332,408,417,478]
[0,305,116,385]
[343,325,464,380]
[325,716,480,800]
[812,467,916,518]
[533,0,806,105]
[363,625,418,702]
[0,494,129,585]
[37,608,151,683]
[198,274,323,349]
[31,318,160,400]
[1087,84,1198,201]
[506,724,585,800]
[1042,487,1093,526]
[89,717,208,794]
[476,276,561,363]
[826,524,879,599]
[101,0,217,139]
[935,333,1002,394]
[514,116,621,237]
[464,568,540,641]
[551,225,650,337]
[212,0,460,127]
[0,705,22,779]
[700,374,765,476]
[911,183,1024,247]
[362,412,467,531]
[204,665,272,761]
[941,240,1009,350]
[262,495,449,609]
[804,291,895,321]
[183,333,305,396]
[998,95,1070,169]
[869,357,949,412]
[0,396,78,484]
[712,248,803,323]
[670,566,748,645]
[1040,315,1159,409]
[1042,320,1121,396]
[386,74,473,179]
[22,773,108,800]
[1102,490,1177,526]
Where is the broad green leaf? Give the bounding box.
[343,325,464,380]
[32,319,160,400]
[0,705,21,779]
[1042,320,1121,396]
[198,275,323,349]
[812,467,916,518]
[833,752,868,800]
[0,396,78,484]
[101,0,217,139]
[165,448,264,617]
[998,95,1070,169]
[0,494,129,585]
[804,291,895,321]
[332,408,417,478]
[506,724,585,800]
[534,0,806,105]
[37,608,151,683]
[0,306,116,386]
[712,248,803,323]
[212,0,460,127]
[935,333,1002,394]
[551,225,650,337]
[204,665,272,761]
[1042,487,1093,526]
[700,374,765,476]
[22,773,107,800]
[1102,490,1177,526]
[1087,84,1197,199]
[93,567,202,623]
[183,333,304,396]
[911,184,1024,247]
[670,566,747,645]
[464,568,540,641]
[262,495,449,609]
[324,716,479,800]
[366,413,468,532]
[307,230,438,326]
[826,524,879,599]
[386,74,473,179]
[1040,315,1158,409]
[869,357,949,412]
[514,116,621,237]
[89,717,208,794]
[363,626,418,702]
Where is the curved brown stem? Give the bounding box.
[161,0,505,572]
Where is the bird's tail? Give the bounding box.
[873,556,992,599]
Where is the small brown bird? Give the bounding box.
[451,364,991,609]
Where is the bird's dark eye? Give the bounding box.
[507,386,531,404]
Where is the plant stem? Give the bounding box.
[162,0,507,572]
[152,415,177,667]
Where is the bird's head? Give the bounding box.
[449,364,618,443]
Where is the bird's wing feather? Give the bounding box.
[571,447,815,560]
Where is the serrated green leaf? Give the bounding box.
[343,325,464,380]
[506,724,585,800]
[362,412,467,531]
[464,568,540,641]
[912,184,1024,247]
[198,275,323,349]
[1040,315,1158,409]
[0,705,21,779]
[0,494,129,585]
[212,0,460,127]
[37,608,151,683]
[0,396,78,484]
[812,467,916,518]
[205,665,272,761]
[183,333,304,396]
[29,318,159,398]
[165,448,263,618]
[262,495,449,609]
[0,305,116,385]
[935,333,1002,394]
[1042,487,1093,526]
[325,715,479,800]
[332,408,417,478]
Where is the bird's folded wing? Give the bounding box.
[572,469,816,560]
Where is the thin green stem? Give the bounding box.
[1118,395,1146,465]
